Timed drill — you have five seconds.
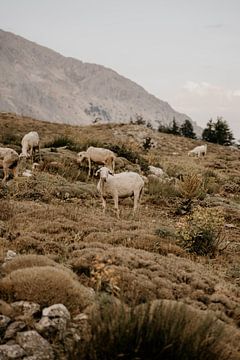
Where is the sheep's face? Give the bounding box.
[96,166,113,181]
[77,152,87,163]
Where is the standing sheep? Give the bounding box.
[20,131,40,161]
[0,147,19,183]
[77,146,116,176]
[188,144,207,158]
[96,166,144,218]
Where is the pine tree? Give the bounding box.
[180,120,197,139]
[202,119,216,143]
[202,117,234,145]
[171,117,180,135]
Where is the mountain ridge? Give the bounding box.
[0,29,200,132]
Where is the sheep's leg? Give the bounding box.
[88,158,91,177]
[37,144,41,161]
[101,196,107,214]
[113,195,119,219]
[12,165,18,179]
[133,190,140,215]
[2,165,9,183]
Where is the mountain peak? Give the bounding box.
[0,29,198,131]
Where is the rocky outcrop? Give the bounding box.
[0,302,88,360]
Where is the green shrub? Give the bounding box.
[45,136,81,152]
[107,144,149,172]
[177,206,225,256]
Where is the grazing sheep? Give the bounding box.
[188,144,207,158]
[77,146,116,176]
[96,166,144,218]
[148,165,165,178]
[20,131,40,161]
[0,147,19,183]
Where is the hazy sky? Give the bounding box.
[1,0,240,139]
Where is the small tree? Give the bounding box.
[171,117,180,135]
[180,120,197,139]
[202,119,216,143]
[214,117,234,145]
[202,117,234,145]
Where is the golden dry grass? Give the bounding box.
[0,112,240,346]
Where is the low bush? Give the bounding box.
[177,206,225,256]
[80,299,236,360]
[0,266,94,313]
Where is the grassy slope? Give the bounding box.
[0,112,240,330]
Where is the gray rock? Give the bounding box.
[11,302,40,318]
[4,321,27,340]
[5,250,17,262]
[16,331,54,360]
[42,304,70,321]
[35,316,67,339]
[0,344,26,359]
[0,315,11,333]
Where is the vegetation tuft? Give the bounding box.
[80,299,235,360]
[177,206,225,256]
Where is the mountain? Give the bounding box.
[0,29,199,131]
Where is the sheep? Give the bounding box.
[188,144,207,158]
[96,166,144,218]
[20,131,40,161]
[148,165,165,178]
[77,146,116,177]
[0,147,19,183]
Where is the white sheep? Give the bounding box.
[188,144,207,158]
[96,166,144,218]
[20,131,40,161]
[148,165,165,177]
[77,146,116,176]
[0,147,19,183]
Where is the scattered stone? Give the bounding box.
[42,304,70,321]
[5,250,17,262]
[11,302,41,318]
[4,321,27,340]
[0,315,11,335]
[0,344,26,359]
[16,331,54,359]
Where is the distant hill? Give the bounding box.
[0,29,200,132]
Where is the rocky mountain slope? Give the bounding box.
[0,29,200,131]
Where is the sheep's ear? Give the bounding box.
[108,170,113,175]
[95,169,101,176]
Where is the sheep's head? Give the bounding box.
[19,152,30,159]
[77,151,87,164]
[96,166,113,181]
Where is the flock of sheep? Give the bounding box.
[0,130,208,218]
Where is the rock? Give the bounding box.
[42,304,70,321]
[0,301,16,319]
[35,304,71,339]
[11,302,40,318]
[4,321,27,340]
[16,331,54,359]
[5,250,17,262]
[0,315,11,336]
[0,344,26,359]
[35,316,67,339]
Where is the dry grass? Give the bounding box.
[83,298,240,360]
[0,266,94,313]
[0,112,240,353]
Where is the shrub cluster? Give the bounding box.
[177,206,225,256]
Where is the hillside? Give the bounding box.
[0,112,240,359]
[0,29,201,132]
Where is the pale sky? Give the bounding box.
[0,0,240,139]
